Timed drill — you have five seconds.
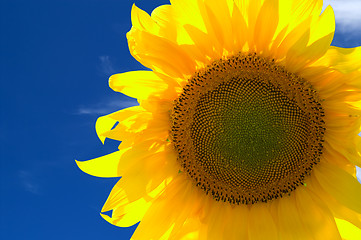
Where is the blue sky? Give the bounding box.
[0,0,360,239]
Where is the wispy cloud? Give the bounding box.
[98,55,117,76]
[18,170,40,194]
[76,98,138,115]
[323,0,361,34]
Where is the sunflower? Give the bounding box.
[76,0,361,239]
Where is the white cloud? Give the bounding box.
[98,55,116,76]
[323,0,361,33]
[76,99,138,115]
[18,170,40,194]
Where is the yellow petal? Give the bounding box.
[172,218,201,240]
[203,0,233,52]
[224,205,248,239]
[246,0,263,50]
[151,3,209,63]
[285,5,335,72]
[190,1,224,56]
[202,198,231,239]
[132,177,198,240]
[101,198,149,228]
[274,16,311,60]
[109,71,178,100]
[335,218,361,240]
[254,0,279,53]
[106,105,144,120]
[233,0,249,19]
[308,5,335,45]
[277,0,292,32]
[248,203,278,240]
[307,173,361,229]
[131,4,159,34]
[314,46,361,74]
[95,115,118,144]
[276,194,313,239]
[325,132,361,168]
[100,179,166,227]
[127,28,196,78]
[131,3,161,36]
[95,106,145,144]
[75,150,125,178]
[138,97,174,114]
[288,0,323,27]
[322,144,358,177]
[183,24,222,61]
[170,0,206,33]
[101,111,150,143]
[151,4,177,42]
[295,187,342,240]
[119,144,178,202]
[314,162,361,214]
[230,2,248,51]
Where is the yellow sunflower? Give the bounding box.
[76,0,361,239]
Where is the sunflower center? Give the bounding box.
[171,53,325,204]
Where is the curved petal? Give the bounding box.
[307,173,361,229]
[170,0,206,33]
[273,0,330,65]
[245,0,263,50]
[119,143,178,202]
[275,194,313,239]
[101,111,151,143]
[169,0,232,60]
[313,46,361,74]
[295,187,342,240]
[131,4,160,34]
[335,218,361,240]
[223,205,248,239]
[95,115,118,144]
[201,197,231,239]
[314,162,361,214]
[278,0,322,29]
[183,24,222,61]
[171,218,201,240]
[324,132,361,167]
[75,150,125,178]
[109,71,179,100]
[202,0,233,52]
[285,5,335,72]
[101,202,146,228]
[273,14,312,61]
[151,4,178,42]
[248,203,278,240]
[253,0,279,53]
[308,5,335,45]
[230,1,248,52]
[132,177,202,240]
[100,178,166,227]
[151,3,214,66]
[95,106,145,144]
[127,28,196,78]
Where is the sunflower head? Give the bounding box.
[171,53,326,204]
[77,0,361,239]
